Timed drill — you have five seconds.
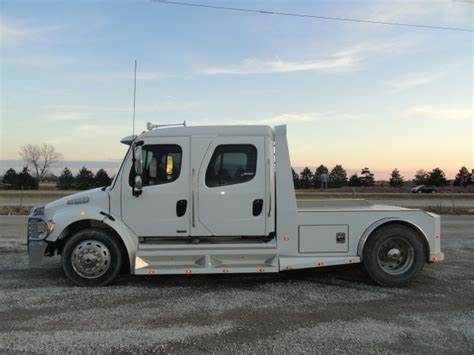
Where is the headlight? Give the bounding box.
[28,218,48,240]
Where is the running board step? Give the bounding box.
[134,248,279,275]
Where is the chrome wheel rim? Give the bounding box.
[377,237,414,275]
[71,240,111,279]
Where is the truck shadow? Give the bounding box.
[116,264,375,289]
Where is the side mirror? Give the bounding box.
[134,145,143,175]
[133,175,143,197]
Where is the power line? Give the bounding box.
[153,0,474,33]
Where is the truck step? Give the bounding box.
[134,247,279,275]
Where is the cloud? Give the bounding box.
[399,106,472,121]
[0,18,61,44]
[388,62,464,90]
[389,73,442,90]
[78,124,101,132]
[44,99,208,123]
[199,56,356,75]
[237,112,364,125]
[198,37,419,76]
[47,113,88,122]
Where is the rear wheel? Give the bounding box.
[62,228,122,286]
[363,224,425,287]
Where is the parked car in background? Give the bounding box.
[411,185,437,194]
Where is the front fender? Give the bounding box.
[47,206,139,272]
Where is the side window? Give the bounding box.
[129,145,182,187]
[206,145,257,187]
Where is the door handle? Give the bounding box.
[176,200,187,217]
[253,199,263,216]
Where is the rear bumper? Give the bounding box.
[429,252,444,263]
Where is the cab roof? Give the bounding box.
[121,125,275,145]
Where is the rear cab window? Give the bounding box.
[205,144,257,187]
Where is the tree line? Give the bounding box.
[1,167,113,190]
[292,165,473,189]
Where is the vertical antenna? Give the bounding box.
[132,59,137,137]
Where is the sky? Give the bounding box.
[1,0,473,179]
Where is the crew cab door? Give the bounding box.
[193,136,266,236]
[121,137,190,237]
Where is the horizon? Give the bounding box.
[1,0,473,177]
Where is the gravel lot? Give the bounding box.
[0,215,473,353]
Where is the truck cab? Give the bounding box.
[27,124,444,287]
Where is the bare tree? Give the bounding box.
[19,143,63,181]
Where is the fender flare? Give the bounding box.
[47,207,138,272]
[357,217,430,261]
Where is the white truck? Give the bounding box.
[27,124,443,287]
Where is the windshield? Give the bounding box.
[109,145,132,191]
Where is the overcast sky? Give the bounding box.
[1,0,472,179]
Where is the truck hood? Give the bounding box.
[44,188,109,218]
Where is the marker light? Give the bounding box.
[48,222,56,233]
[185,269,192,274]
[259,267,265,272]
[223,268,229,273]
[432,256,440,262]
[286,266,293,271]
[283,236,289,241]
[148,269,155,275]
[80,211,86,217]
[318,262,325,267]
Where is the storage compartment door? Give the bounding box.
[298,225,349,253]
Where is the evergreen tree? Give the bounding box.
[17,166,39,189]
[1,168,19,190]
[389,168,404,187]
[414,169,429,185]
[95,168,112,187]
[329,165,348,188]
[359,167,375,186]
[427,168,448,187]
[348,173,361,187]
[57,167,75,190]
[75,167,95,190]
[312,164,328,189]
[454,166,471,187]
[292,168,300,189]
[299,167,313,189]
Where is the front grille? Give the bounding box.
[28,218,47,240]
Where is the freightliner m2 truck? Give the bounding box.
[27,124,444,286]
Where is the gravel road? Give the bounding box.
[0,215,473,353]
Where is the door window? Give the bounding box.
[129,145,182,187]
[205,145,257,187]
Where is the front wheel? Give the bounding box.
[62,228,123,286]
[363,224,426,287]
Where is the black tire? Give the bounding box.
[363,224,426,287]
[62,228,123,286]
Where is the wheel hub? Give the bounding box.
[72,240,111,279]
[387,248,401,260]
[377,237,415,275]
